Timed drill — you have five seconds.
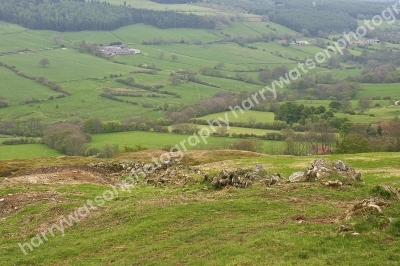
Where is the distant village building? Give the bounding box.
[98,45,141,56]
[309,145,332,155]
[290,40,309,45]
[350,39,380,45]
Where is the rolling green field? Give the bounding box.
[198,125,281,136]
[0,144,62,159]
[90,131,283,153]
[357,83,400,99]
[1,2,400,265]
[1,152,399,265]
[198,110,275,124]
[2,16,392,125]
[1,0,400,161]
[0,66,54,105]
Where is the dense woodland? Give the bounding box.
[202,0,397,36]
[151,0,200,3]
[0,0,215,31]
[1,0,395,34]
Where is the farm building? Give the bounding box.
[98,45,141,56]
[291,40,309,45]
[309,145,332,155]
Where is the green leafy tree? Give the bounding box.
[39,58,50,67]
[102,121,122,133]
[358,97,372,114]
[171,54,178,62]
[336,134,372,154]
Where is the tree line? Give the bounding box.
[0,0,215,32]
[0,62,70,96]
[151,0,199,3]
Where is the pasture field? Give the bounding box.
[357,83,400,99]
[0,67,54,105]
[90,131,284,154]
[0,49,133,82]
[327,68,364,80]
[114,24,222,44]
[0,22,54,53]
[196,125,283,138]
[221,22,274,36]
[343,106,400,123]
[0,77,163,122]
[2,19,387,125]
[198,110,275,124]
[253,42,314,59]
[1,152,399,265]
[107,0,214,13]
[0,144,62,159]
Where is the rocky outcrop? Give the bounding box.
[90,161,202,186]
[289,158,362,184]
[345,198,389,220]
[211,165,285,189]
[212,165,265,189]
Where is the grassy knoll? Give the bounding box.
[1,151,399,265]
[198,110,275,124]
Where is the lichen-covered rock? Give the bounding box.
[289,158,362,184]
[289,171,306,183]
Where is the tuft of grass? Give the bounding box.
[370,185,393,199]
[388,218,400,237]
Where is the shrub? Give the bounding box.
[230,139,262,152]
[2,137,38,145]
[336,134,372,154]
[102,121,122,133]
[123,144,147,152]
[85,147,100,157]
[97,144,119,158]
[43,122,91,156]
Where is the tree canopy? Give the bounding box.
[0,0,215,31]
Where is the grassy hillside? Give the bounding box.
[1,151,399,265]
[0,67,54,105]
[2,17,391,125]
[198,110,275,123]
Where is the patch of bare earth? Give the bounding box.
[1,165,117,186]
[0,192,64,219]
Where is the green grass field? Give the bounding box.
[90,130,283,153]
[1,152,399,265]
[0,144,62,159]
[0,66,55,105]
[357,83,400,99]
[197,125,280,136]
[198,110,275,124]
